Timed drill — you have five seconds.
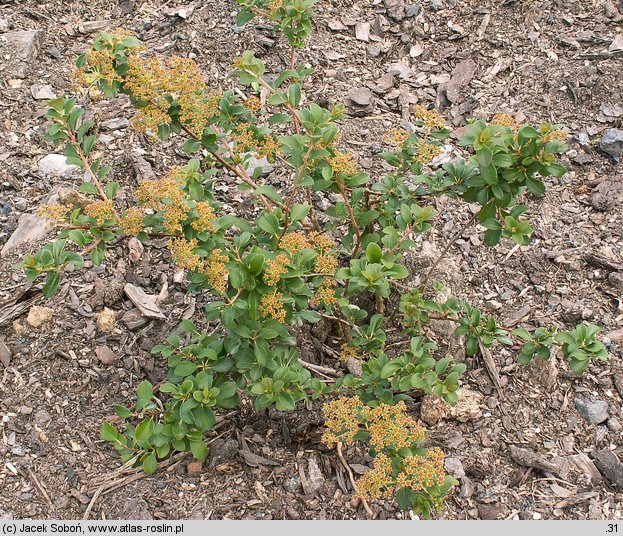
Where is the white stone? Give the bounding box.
[38,154,80,177]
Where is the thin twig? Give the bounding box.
[336,442,374,517]
[298,359,338,377]
[83,484,104,520]
[25,468,55,513]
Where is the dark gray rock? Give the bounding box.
[406,3,421,16]
[574,396,609,424]
[599,128,623,159]
[208,438,239,468]
[592,449,623,489]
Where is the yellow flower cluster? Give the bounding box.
[232,124,256,153]
[279,231,309,255]
[264,254,289,285]
[413,105,446,132]
[37,204,69,224]
[395,448,446,492]
[414,140,442,165]
[191,201,217,233]
[321,396,365,448]
[315,254,337,275]
[268,0,283,14]
[384,127,410,147]
[356,454,394,499]
[136,172,189,233]
[323,397,446,501]
[245,95,262,111]
[367,401,426,451]
[78,40,221,135]
[308,231,334,251]
[259,292,286,322]
[339,343,362,362]
[330,150,358,176]
[200,249,229,294]
[131,105,171,135]
[167,238,201,271]
[257,136,281,163]
[85,200,115,225]
[543,129,568,142]
[310,279,337,308]
[492,112,520,131]
[119,207,145,236]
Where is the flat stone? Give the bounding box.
[34,409,52,428]
[30,84,56,100]
[95,345,117,365]
[0,342,11,368]
[574,396,609,424]
[187,461,204,476]
[420,388,483,425]
[406,3,421,17]
[121,309,150,330]
[38,154,80,178]
[101,117,129,131]
[600,129,623,159]
[478,503,508,520]
[591,179,623,210]
[0,30,44,79]
[1,211,55,258]
[349,87,374,106]
[96,308,117,333]
[244,153,275,177]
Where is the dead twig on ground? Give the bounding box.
[336,442,374,518]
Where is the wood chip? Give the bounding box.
[123,283,166,319]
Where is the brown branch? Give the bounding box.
[336,442,374,517]
[178,123,275,210]
[335,177,362,257]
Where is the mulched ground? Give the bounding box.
[0,0,622,521]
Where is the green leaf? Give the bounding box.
[42,271,61,298]
[136,380,153,402]
[290,203,310,223]
[287,83,302,107]
[79,182,99,195]
[90,246,105,266]
[511,328,533,341]
[269,113,291,126]
[183,139,201,154]
[100,422,119,442]
[174,361,198,377]
[179,319,196,333]
[236,9,255,26]
[380,361,401,379]
[114,405,134,419]
[68,230,89,247]
[365,242,382,263]
[142,453,158,474]
[81,135,96,156]
[254,185,284,204]
[104,181,119,200]
[189,441,208,462]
